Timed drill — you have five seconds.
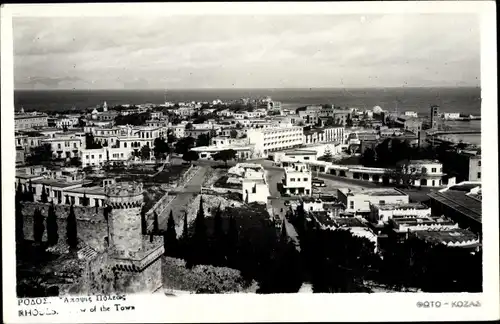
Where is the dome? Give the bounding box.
[372,106,383,114]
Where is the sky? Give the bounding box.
[13,14,480,90]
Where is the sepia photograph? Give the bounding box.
[2,2,498,323]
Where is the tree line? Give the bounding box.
[148,197,303,293]
[287,202,482,293]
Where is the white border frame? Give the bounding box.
[2,2,498,323]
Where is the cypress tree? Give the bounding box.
[47,201,59,246]
[164,210,177,256]
[214,203,223,240]
[280,220,288,244]
[82,192,88,206]
[226,212,239,267]
[27,180,34,202]
[141,207,147,235]
[193,196,207,264]
[103,205,110,222]
[15,198,24,243]
[33,208,45,244]
[194,196,206,240]
[153,211,159,234]
[66,203,78,249]
[16,181,24,202]
[213,204,224,265]
[40,184,48,203]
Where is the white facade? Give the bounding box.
[282,162,312,196]
[242,176,270,204]
[42,137,83,159]
[337,188,410,214]
[404,111,418,118]
[81,148,108,167]
[15,113,49,130]
[169,124,186,138]
[370,202,432,223]
[247,125,304,157]
[443,112,461,120]
[81,146,135,167]
[405,160,444,187]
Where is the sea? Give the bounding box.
[14,87,481,131]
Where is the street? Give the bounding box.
[158,166,208,235]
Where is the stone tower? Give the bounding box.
[105,181,164,293]
[103,101,108,112]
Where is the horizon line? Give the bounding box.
[15,85,481,91]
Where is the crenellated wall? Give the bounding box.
[19,202,109,252]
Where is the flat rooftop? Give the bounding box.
[410,159,441,164]
[414,228,479,245]
[65,186,106,195]
[334,217,367,228]
[285,150,317,155]
[375,202,429,210]
[392,216,456,226]
[448,183,481,192]
[339,188,407,197]
[32,178,93,188]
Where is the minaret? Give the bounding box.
[103,101,108,112]
[20,106,25,114]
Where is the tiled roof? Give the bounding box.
[427,190,481,223]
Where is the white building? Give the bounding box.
[81,148,108,167]
[55,115,79,129]
[242,170,270,204]
[169,124,186,138]
[404,111,418,118]
[369,202,432,223]
[443,112,461,120]
[247,125,304,157]
[282,162,312,196]
[41,136,83,160]
[337,188,410,214]
[404,160,444,187]
[15,112,49,130]
[191,143,255,161]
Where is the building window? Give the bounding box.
[478,160,481,167]
[431,168,436,173]
[290,178,295,181]
[86,155,89,159]
[124,142,127,148]
[91,155,94,159]
[379,200,385,204]
[303,178,308,181]
[58,143,61,149]
[349,201,354,209]
[99,154,102,159]
[477,172,481,179]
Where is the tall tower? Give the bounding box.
[430,105,440,130]
[103,101,108,112]
[105,181,164,293]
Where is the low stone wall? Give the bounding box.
[20,202,108,252]
[204,186,241,195]
[145,193,175,219]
